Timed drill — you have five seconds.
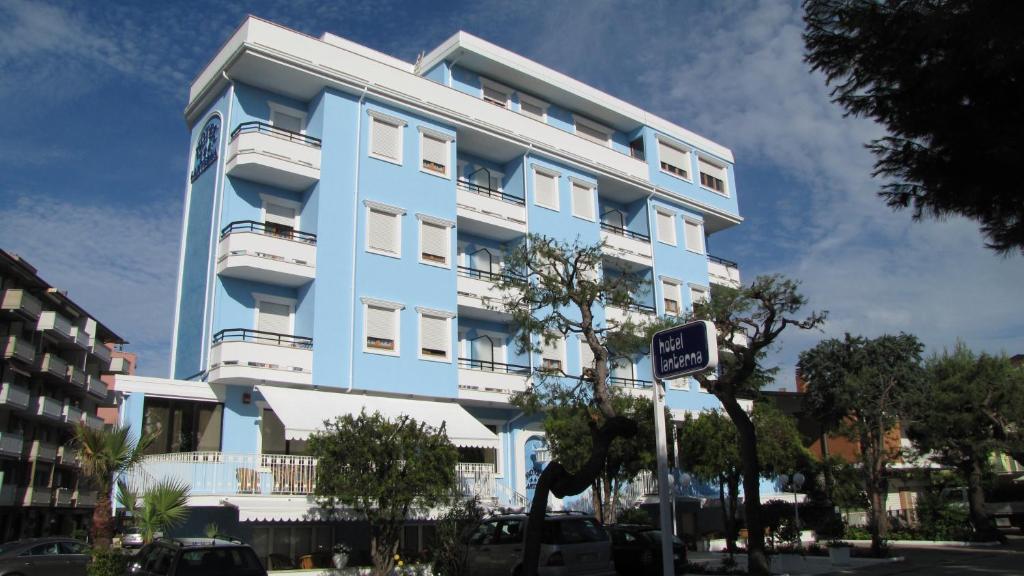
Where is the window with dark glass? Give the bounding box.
[142,398,223,454]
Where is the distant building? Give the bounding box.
[0,249,124,540]
[97,349,135,426]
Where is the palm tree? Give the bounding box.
[74,423,153,549]
[117,479,191,543]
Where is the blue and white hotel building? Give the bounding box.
[117,17,744,559]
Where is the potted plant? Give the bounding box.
[332,542,351,569]
[827,540,852,565]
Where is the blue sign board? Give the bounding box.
[190,116,221,182]
[650,320,718,380]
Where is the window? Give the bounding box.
[269,102,306,134]
[368,111,406,164]
[364,201,405,257]
[540,335,564,372]
[574,115,612,147]
[481,78,511,108]
[629,136,646,161]
[419,128,453,177]
[579,339,596,378]
[655,209,676,245]
[256,297,293,335]
[610,358,634,382]
[142,397,223,454]
[418,214,453,267]
[570,179,595,221]
[657,139,690,179]
[602,208,625,230]
[261,195,300,238]
[362,298,403,355]
[699,157,728,195]
[533,168,559,211]
[518,94,548,121]
[418,307,454,361]
[690,285,709,306]
[684,219,705,254]
[661,278,682,316]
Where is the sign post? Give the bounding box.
[650,320,718,576]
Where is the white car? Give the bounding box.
[122,528,144,548]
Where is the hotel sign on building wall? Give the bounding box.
[190,116,221,182]
[651,320,718,380]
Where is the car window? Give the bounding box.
[144,546,174,575]
[467,521,497,545]
[611,530,638,544]
[556,519,608,544]
[24,542,62,556]
[178,547,264,575]
[494,520,524,544]
[60,541,88,554]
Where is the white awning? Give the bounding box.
[255,385,499,450]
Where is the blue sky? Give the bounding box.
[1,0,1021,385]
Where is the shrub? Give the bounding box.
[431,497,486,576]
[617,507,653,526]
[88,548,130,576]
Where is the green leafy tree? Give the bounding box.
[309,410,459,576]
[803,0,1024,254]
[432,497,487,576]
[116,479,191,543]
[798,333,925,556]
[74,424,153,549]
[906,344,1024,541]
[687,276,826,574]
[495,235,655,576]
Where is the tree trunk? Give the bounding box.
[866,477,888,557]
[726,473,740,555]
[370,522,399,576]
[719,478,736,555]
[521,416,635,576]
[601,476,614,525]
[966,457,1003,542]
[91,488,114,549]
[591,480,603,522]
[719,395,769,575]
[609,478,619,526]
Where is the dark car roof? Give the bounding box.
[153,538,251,549]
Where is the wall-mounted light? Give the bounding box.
[242,392,252,405]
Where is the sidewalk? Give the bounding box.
[686,550,901,575]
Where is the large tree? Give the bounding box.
[309,410,459,576]
[798,333,925,556]
[688,276,826,574]
[803,0,1024,254]
[906,344,1024,541]
[495,235,654,576]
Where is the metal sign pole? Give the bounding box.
[653,376,674,576]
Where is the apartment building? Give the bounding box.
[116,17,744,560]
[0,250,128,540]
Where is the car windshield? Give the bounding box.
[177,547,265,576]
[542,518,608,544]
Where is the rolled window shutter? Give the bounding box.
[366,306,395,341]
[368,209,397,253]
[272,112,302,133]
[421,314,449,355]
[422,134,448,171]
[257,301,290,334]
[699,158,726,181]
[656,211,675,244]
[658,142,689,174]
[576,122,608,145]
[685,220,704,252]
[421,222,448,262]
[571,183,594,219]
[264,203,296,227]
[535,172,557,207]
[542,336,563,363]
[372,119,400,160]
[483,86,508,106]
[521,101,544,119]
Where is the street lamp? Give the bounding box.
[778,472,806,545]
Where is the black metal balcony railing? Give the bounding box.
[457,266,526,284]
[220,220,317,244]
[212,329,313,350]
[458,357,531,375]
[617,301,657,314]
[456,180,526,206]
[609,376,653,389]
[600,222,651,243]
[230,121,322,148]
[707,254,738,268]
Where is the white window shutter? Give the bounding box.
[658,141,689,175]
[521,100,544,119]
[264,203,296,227]
[576,122,608,145]
[421,222,448,263]
[685,220,705,253]
[483,86,508,107]
[542,336,563,364]
[372,119,400,160]
[368,209,398,254]
[366,306,395,342]
[656,211,676,244]
[422,134,448,172]
[571,183,594,219]
[699,158,726,181]
[662,280,680,315]
[535,172,557,208]
[272,111,302,133]
[420,314,449,356]
[257,301,291,334]
[579,341,596,373]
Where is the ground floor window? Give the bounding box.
[260,409,309,455]
[142,398,223,454]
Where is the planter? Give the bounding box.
[829,546,851,565]
[332,552,348,569]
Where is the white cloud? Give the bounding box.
[0,194,181,376]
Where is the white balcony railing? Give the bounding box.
[54,487,73,507]
[3,335,35,365]
[107,356,132,374]
[604,303,656,327]
[707,255,741,289]
[29,440,59,463]
[0,382,31,411]
[208,329,313,386]
[455,267,524,316]
[600,225,653,268]
[457,357,530,399]
[35,395,63,421]
[225,122,321,191]
[216,223,316,287]
[1,289,42,320]
[456,181,527,236]
[0,432,24,458]
[37,311,74,341]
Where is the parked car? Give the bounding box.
[463,512,616,576]
[0,537,90,576]
[122,528,144,549]
[606,525,686,575]
[127,538,266,576]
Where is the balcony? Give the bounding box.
[107,356,132,374]
[62,404,84,427]
[600,223,652,268]
[29,439,59,463]
[0,381,31,411]
[457,357,530,400]
[0,485,15,506]
[90,340,112,366]
[37,311,74,343]
[1,289,42,320]
[34,395,63,421]
[605,302,656,327]
[456,180,527,239]
[2,335,35,365]
[86,375,109,401]
[707,255,741,289]
[81,413,105,431]
[54,487,72,507]
[67,365,88,391]
[74,489,97,507]
[57,445,80,467]
[0,432,24,458]
[23,486,52,507]
[216,221,316,287]
[70,325,91,349]
[36,352,68,380]
[456,266,524,320]
[209,329,313,386]
[225,122,321,191]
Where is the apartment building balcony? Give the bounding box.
[67,365,88,391]
[62,404,84,427]
[107,356,132,375]
[216,221,316,287]
[0,485,15,506]
[457,357,530,400]
[37,311,74,343]
[57,445,80,467]
[70,325,91,349]
[54,487,73,507]
[36,352,68,381]
[81,412,105,431]
[605,302,656,327]
[0,432,24,458]
[225,122,321,192]
[209,329,313,386]
[2,335,35,366]
[456,180,527,239]
[456,266,524,320]
[90,339,112,366]
[33,395,63,421]
[1,289,42,321]
[707,254,741,289]
[28,439,59,463]
[600,223,653,268]
[74,489,97,507]
[23,486,52,507]
[86,375,108,401]
[0,381,31,411]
